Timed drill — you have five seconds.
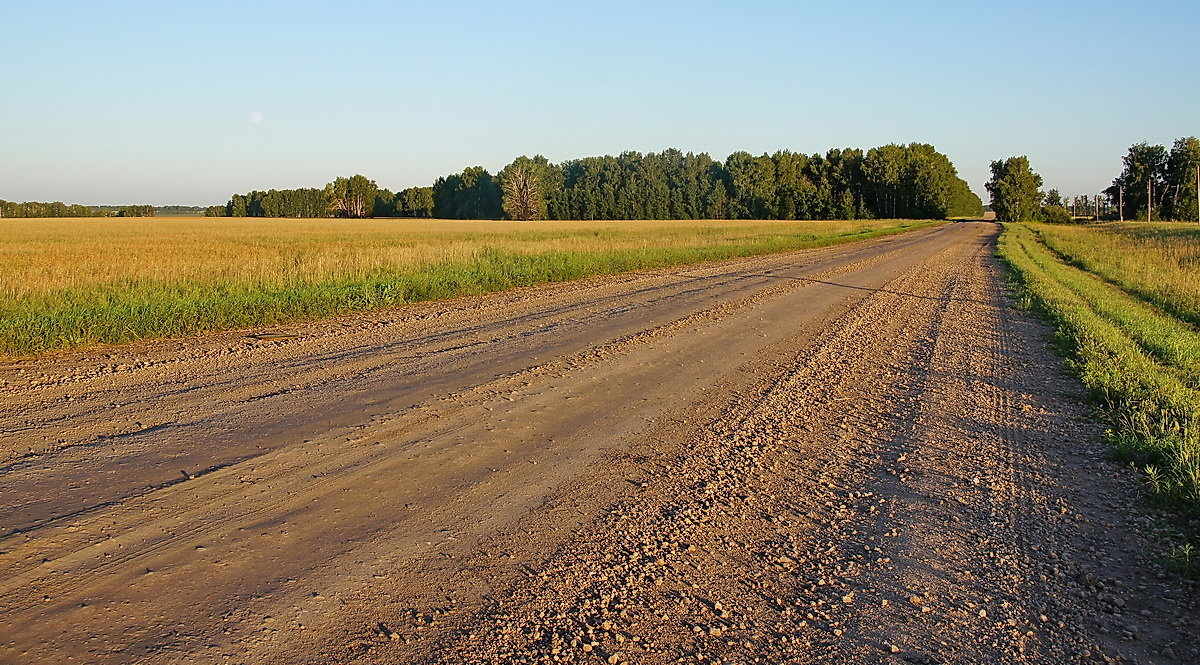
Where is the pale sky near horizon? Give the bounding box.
[2,0,1196,206]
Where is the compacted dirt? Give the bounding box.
[0,222,1196,664]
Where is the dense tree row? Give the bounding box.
[205,144,979,222]
[431,144,981,221]
[396,186,434,218]
[0,199,109,218]
[0,200,159,218]
[1104,137,1200,222]
[152,205,206,215]
[432,167,503,219]
[212,177,434,219]
[115,205,156,217]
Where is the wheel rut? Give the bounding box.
[1,223,1194,664]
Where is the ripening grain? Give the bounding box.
[0,217,937,356]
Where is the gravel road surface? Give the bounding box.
[1,222,1195,664]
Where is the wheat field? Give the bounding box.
[0,217,936,356]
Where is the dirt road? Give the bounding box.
[1,222,1196,664]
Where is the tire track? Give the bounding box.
[0,225,963,663]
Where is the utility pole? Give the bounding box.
[1148,176,1153,223]
[1196,164,1199,223]
[1119,186,1124,222]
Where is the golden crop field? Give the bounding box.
[0,217,937,357]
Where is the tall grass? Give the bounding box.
[999,222,1200,574]
[1034,223,1200,325]
[0,217,937,357]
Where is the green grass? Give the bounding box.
[1034,223,1200,325]
[0,217,939,358]
[998,222,1200,575]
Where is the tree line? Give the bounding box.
[432,145,982,221]
[208,176,434,219]
[1104,137,1200,222]
[209,143,982,221]
[986,158,1105,224]
[987,137,1200,223]
[0,200,156,218]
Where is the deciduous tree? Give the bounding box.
[397,187,434,217]
[1105,142,1168,221]
[500,163,541,221]
[985,156,1043,222]
[433,167,503,219]
[499,156,559,221]
[1166,137,1200,222]
[326,174,378,218]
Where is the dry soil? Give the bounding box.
[0,222,1195,664]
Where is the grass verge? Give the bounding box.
[1033,222,1200,326]
[998,222,1200,576]
[0,218,938,357]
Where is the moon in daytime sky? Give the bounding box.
[250,111,263,123]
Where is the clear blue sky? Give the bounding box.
[2,0,1196,206]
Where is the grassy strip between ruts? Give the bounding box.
[998,222,1200,575]
[0,218,939,358]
